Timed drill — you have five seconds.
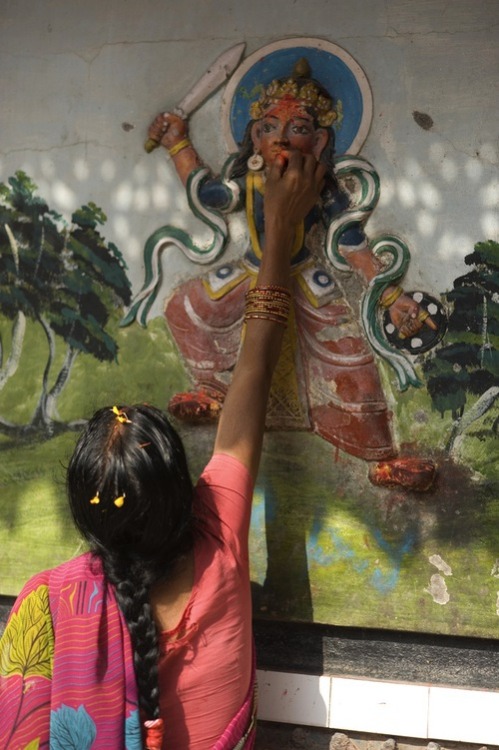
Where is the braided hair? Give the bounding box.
[67,404,194,722]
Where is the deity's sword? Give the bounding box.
[144,42,246,153]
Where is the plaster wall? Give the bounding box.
[1,0,498,311]
[1,0,499,637]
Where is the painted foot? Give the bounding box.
[369,457,437,491]
[168,386,225,423]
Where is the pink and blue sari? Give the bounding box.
[0,553,256,750]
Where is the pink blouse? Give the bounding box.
[157,452,254,749]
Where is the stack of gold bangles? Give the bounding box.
[244,285,291,327]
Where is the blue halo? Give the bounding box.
[222,39,373,156]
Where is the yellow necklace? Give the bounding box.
[246,172,304,260]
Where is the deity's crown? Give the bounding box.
[249,57,337,128]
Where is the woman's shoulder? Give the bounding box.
[9,553,94,615]
[48,551,102,587]
[197,452,253,493]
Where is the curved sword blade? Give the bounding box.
[145,42,245,152]
[174,42,246,118]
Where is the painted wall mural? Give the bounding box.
[1,38,499,640]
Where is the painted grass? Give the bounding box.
[0,316,190,593]
[2,316,499,637]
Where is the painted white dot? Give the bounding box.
[385,323,396,334]
[411,338,423,349]
[412,292,424,303]
[428,303,439,315]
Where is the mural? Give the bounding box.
[2,38,499,640]
[0,172,132,439]
[124,40,444,490]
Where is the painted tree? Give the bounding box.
[422,240,499,454]
[0,171,132,437]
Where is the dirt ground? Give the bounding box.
[255,723,495,750]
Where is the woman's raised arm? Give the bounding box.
[213,151,325,479]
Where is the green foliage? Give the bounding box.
[71,201,107,229]
[0,171,133,431]
[465,239,499,270]
[423,240,499,421]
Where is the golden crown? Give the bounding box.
[249,58,339,128]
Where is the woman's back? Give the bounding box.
[154,453,254,749]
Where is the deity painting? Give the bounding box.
[123,39,446,492]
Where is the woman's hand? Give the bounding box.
[147,112,188,151]
[264,151,326,230]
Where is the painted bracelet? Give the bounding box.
[168,138,192,157]
[380,286,403,308]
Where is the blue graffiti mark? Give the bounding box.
[369,528,417,592]
[371,567,399,593]
[308,529,355,567]
[250,500,265,530]
[255,482,418,595]
[371,527,416,558]
[308,524,417,594]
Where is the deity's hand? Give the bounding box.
[388,292,437,339]
[147,112,189,152]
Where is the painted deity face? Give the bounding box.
[251,98,328,167]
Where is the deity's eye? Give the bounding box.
[262,121,276,134]
[291,124,313,136]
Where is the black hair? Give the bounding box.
[67,403,194,720]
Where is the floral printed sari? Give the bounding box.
[0,553,256,750]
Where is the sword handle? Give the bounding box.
[144,107,186,153]
[144,137,160,153]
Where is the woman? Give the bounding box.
[0,151,325,749]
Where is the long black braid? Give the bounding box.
[67,404,194,722]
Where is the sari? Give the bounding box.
[0,553,256,750]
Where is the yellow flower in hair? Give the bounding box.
[90,493,100,505]
[111,406,132,424]
[114,494,125,508]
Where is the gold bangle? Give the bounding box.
[244,285,291,327]
[249,285,291,295]
[380,286,403,308]
[244,312,289,327]
[168,138,192,157]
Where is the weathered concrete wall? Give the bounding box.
[2,0,497,303]
[1,0,499,639]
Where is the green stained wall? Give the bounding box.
[1,0,499,639]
